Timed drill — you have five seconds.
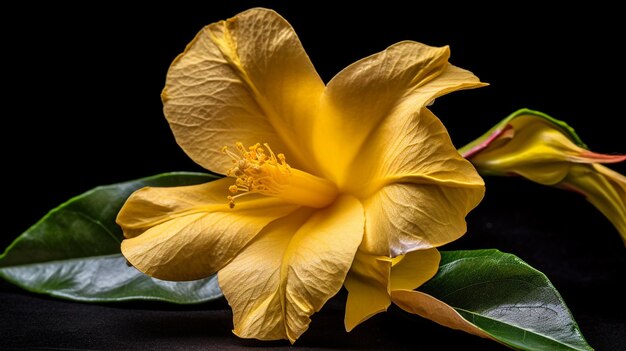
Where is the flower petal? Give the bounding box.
[313,41,485,185]
[390,248,440,291]
[344,248,440,331]
[562,164,626,244]
[118,178,299,281]
[347,107,485,197]
[163,8,325,174]
[354,107,484,257]
[117,178,230,238]
[363,182,484,256]
[344,251,391,332]
[218,196,364,343]
[391,290,493,340]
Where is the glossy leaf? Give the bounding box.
[411,250,592,351]
[0,172,224,303]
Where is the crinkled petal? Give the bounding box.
[349,107,484,255]
[349,107,484,196]
[218,196,364,343]
[118,178,299,281]
[163,8,324,175]
[351,107,484,257]
[117,178,230,238]
[363,182,484,256]
[313,41,485,186]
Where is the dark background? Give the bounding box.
[2,2,624,350]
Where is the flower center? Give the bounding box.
[223,142,338,208]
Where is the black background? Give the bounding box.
[1,2,625,350]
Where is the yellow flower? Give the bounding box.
[116,8,485,342]
[462,109,626,244]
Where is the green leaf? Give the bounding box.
[0,172,224,304]
[419,249,593,351]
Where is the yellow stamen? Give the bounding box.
[222,142,338,208]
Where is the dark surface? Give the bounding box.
[2,2,625,350]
